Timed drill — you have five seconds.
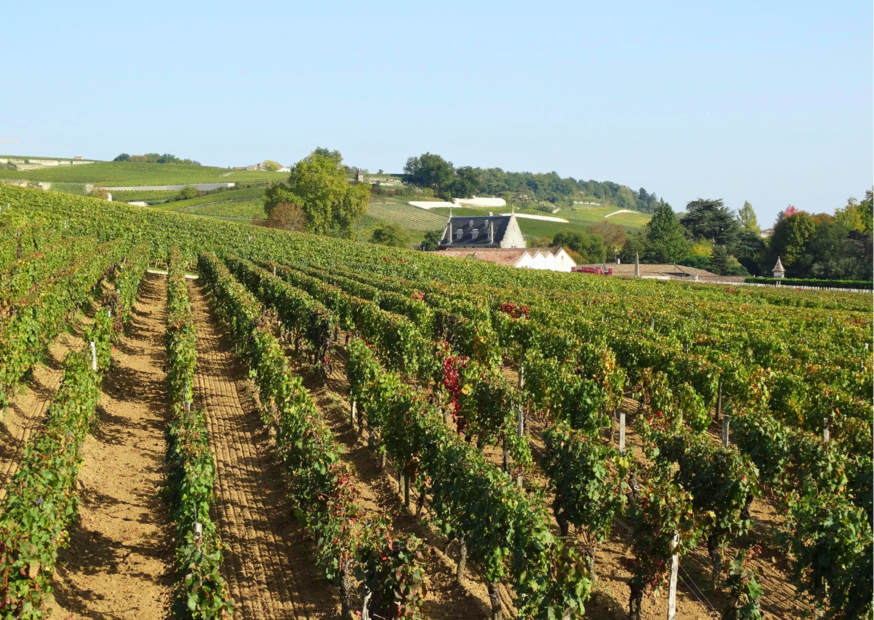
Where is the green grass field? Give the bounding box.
[0,161,287,186]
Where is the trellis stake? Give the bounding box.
[667,532,679,620]
[619,411,626,455]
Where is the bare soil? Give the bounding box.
[188,281,339,619]
[48,274,175,619]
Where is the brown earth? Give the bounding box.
[188,280,339,619]
[48,274,175,619]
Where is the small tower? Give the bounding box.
[356,169,364,183]
[772,256,786,279]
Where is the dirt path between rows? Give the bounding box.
[0,318,89,500]
[48,274,174,620]
[188,281,338,620]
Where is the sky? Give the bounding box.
[2,0,871,226]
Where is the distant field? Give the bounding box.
[152,187,265,209]
[367,198,447,231]
[0,161,287,186]
[110,189,181,203]
[172,201,264,221]
[0,154,101,162]
[47,182,89,196]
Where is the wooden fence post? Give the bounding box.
[722,414,730,447]
[715,375,723,421]
[517,364,525,487]
[90,341,97,371]
[350,399,356,430]
[619,410,626,456]
[667,532,679,620]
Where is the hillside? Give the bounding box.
[356,196,651,245]
[0,160,286,185]
[0,184,870,620]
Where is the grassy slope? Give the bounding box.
[430,204,651,240]
[353,197,652,246]
[0,161,286,185]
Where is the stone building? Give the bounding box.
[772,257,786,279]
[438,213,526,249]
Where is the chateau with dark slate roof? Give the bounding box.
[438,213,526,249]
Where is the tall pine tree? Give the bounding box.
[644,202,689,263]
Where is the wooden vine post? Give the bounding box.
[823,417,830,444]
[516,363,525,487]
[722,413,730,447]
[667,531,679,620]
[89,341,97,371]
[715,374,723,421]
[619,410,626,455]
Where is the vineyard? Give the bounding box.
[0,183,870,620]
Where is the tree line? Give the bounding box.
[258,147,873,282]
[112,153,201,165]
[403,152,661,213]
[618,193,873,279]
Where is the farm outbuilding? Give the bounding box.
[435,246,577,272]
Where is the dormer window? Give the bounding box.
[456,228,463,239]
[471,228,479,239]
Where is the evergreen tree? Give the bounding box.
[682,198,741,248]
[644,202,689,263]
[738,201,760,234]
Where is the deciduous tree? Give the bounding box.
[370,223,408,247]
[263,152,370,238]
[767,211,816,274]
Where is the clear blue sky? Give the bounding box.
[3,0,871,226]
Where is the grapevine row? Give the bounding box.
[198,252,428,620]
[164,247,234,618]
